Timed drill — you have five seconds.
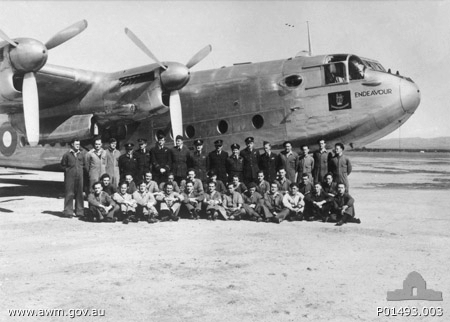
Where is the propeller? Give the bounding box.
[124,28,211,141]
[0,20,88,146]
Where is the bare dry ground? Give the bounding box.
[1,152,449,322]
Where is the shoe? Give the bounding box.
[213,213,218,221]
[354,218,361,224]
[323,216,329,223]
[123,219,129,224]
[249,216,257,221]
[272,217,281,224]
[148,218,158,224]
[335,221,344,226]
[207,215,212,220]
[234,215,241,221]
[171,215,179,222]
[130,216,139,223]
[188,214,194,219]
[257,217,263,222]
[63,213,74,218]
[229,215,235,221]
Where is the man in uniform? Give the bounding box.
[259,141,278,183]
[171,135,191,184]
[158,172,181,193]
[134,138,151,182]
[222,182,245,221]
[150,134,172,184]
[60,138,85,218]
[87,181,117,222]
[242,182,264,221]
[105,138,120,188]
[260,182,284,222]
[180,168,204,194]
[298,173,313,196]
[143,171,160,194]
[274,168,291,195]
[155,182,184,221]
[322,172,338,197]
[208,139,228,183]
[278,183,305,223]
[113,181,138,224]
[329,143,352,192]
[331,183,361,226]
[240,136,260,185]
[278,141,298,182]
[181,181,204,219]
[226,143,244,182]
[204,170,226,194]
[313,139,331,184]
[132,181,158,223]
[100,173,117,196]
[118,143,138,181]
[297,145,314,184]
[255,170,270,196]
[203,181,225,221]
[124,174,137,194]
[304,182,332,222]
[189,139,209,182]
[231,174,247,194]
[85,137,107,191]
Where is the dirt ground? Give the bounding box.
[1,152,449,322]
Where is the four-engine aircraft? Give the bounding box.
[0,20,421,170]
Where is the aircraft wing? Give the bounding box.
[0,64,98,114]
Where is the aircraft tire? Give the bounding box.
[0,123,18,156]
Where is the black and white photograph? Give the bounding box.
[1,1,449,321]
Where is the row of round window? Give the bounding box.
[157,114,265,140]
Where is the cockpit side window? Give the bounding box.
[325,62,346,84]
[348,56,365,80]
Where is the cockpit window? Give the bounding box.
[325,62,346,84]
[348,55,365,80]
[361,59,386,72]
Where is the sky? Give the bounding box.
[1,0,449,139]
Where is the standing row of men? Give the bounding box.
[61,135,353,220]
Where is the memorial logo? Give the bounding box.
[386,271,443,301]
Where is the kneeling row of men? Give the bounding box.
[87,169,361,226]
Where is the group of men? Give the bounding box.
[61,134,360,226]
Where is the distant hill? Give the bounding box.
[363,137,450,150]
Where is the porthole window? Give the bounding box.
[217,120,228,134]
[185,125,195,139]
[252,115,264,129]
[284,74,303,87]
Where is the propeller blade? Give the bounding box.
[124,28,167,70]
[22,72,40,146]
[169,90,183,142]
[45,20,88,50]
[0,29,17,47]
[186,44,212,69]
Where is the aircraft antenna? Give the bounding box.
[307,21,312,56]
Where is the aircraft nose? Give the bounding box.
[400,79,421,114]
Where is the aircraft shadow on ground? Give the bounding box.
[42,210,71,218]
[0,198,24,213]
[0,178,64,198]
